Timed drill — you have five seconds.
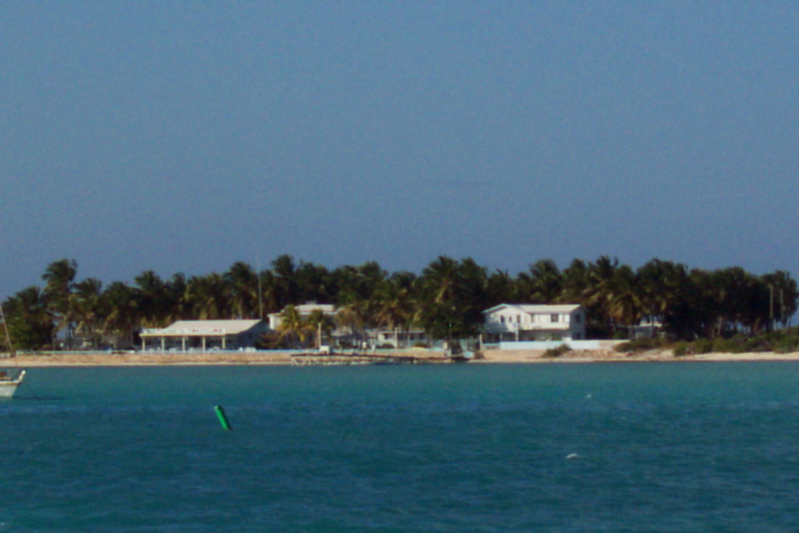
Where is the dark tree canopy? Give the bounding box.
[3,256,796,350]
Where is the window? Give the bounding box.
[551,314,559,322]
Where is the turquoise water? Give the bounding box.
[4,362,799,531]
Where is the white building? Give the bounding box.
[267,302,336,331]
[630,317,663,339]
[373,328,432,349]
[140,319,269,352]
[482,304,586,342]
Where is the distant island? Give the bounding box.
[2,255,797,357]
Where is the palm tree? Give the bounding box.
[331,265,360,305]
[518,259,563,303]
[686,269,721,339]
[295,262,333,304]
[457,257,490,329]
[3,287,53,350]
[224,262,258,319]
[584,257,619,323]
[101,282,139,349]
[306,308,334,348]
[421,256,460,305]
[582,256,636,337]
[272,254,299,307]
[637,259,685,322]
[561,259,590,304]
[335,299,370,346]
[762,270,798,329]
[185,273,228,319]
[487,269,515,306]
[331,262,387,305]
[72,278,104,349]
[709,267,757,336]
[373,273,416,347]
[42,258,78,348]
[134,270,169,328]
[164,273,189,323]
[277,304,312,348]
[257,269,279,317]
[356,261,388,300]
[417,256,487,339]
[604,265,642,330]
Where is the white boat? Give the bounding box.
[0,369,25,398]
[0,305,24,398]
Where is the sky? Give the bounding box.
[2,1,798,295]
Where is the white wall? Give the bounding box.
[492,340,624,351]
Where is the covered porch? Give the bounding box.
[140,319,268,353]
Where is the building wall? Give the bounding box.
[142,322,270,352]
[483,306,586,341]
[268,303,336,330]
[491,339,624,351]
[374,329,432,348]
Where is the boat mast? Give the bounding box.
[0,304,16,358]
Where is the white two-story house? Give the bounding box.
[482,304,585,343]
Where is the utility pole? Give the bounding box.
[770,286,774,331]
[256,253,264,320]
[781,289,785,325]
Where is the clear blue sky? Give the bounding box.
[2,1,797,295]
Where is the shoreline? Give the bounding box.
[4,349,799,367]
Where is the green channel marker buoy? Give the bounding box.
[215,405,233,430]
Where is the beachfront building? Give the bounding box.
[140,319,269,352]
[268,302,434,350]
[267,302,336,330]
[373,328,432,349]
[482,304,586,343]
[629,317,663,339]
[268,302,342,349]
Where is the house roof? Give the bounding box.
[293,303,336,314]
[141,319,265,337]
[483,304,582,315]
[267,303,336,317]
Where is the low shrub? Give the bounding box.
[543,344,572,358]
[774,337,799,354]
[672,342,690,357]
[711,338,748,354]
[693,339,714,354]
[672,330,799,357]
[614,337,663,353]
[743,337,773,353]
[614,341,632,353]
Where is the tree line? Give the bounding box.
[2,255,796,350]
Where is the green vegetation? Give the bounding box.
[613,337,667,353]
[2,255,797,351]
[672,342,690,357]
[621,327,799,357]
[543,344,572,358]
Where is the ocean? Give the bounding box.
[3,362,799,532]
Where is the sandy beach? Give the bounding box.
[4,349,799,366]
